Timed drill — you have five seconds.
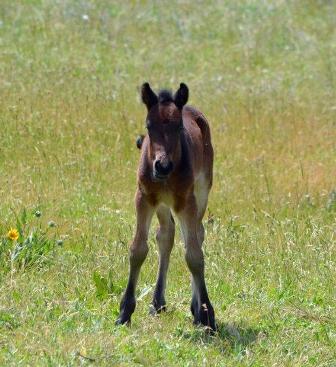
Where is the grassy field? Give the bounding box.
[0,0,336,365]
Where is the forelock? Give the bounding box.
[158,89,174,104]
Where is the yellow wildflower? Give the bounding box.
[7,228,19,241]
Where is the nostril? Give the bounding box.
[154,160,161,172]
[167,161,173,172]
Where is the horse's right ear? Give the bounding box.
[141,82,158,110]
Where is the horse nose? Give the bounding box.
[154,159,173,177]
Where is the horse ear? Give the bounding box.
[174,83,189,109]
[141,82,158,110]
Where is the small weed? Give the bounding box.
[93,270,123,300]
[0,310,20,330]
[326,190,336,211]
[0,209,63,273]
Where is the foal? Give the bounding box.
[116,82,216,331]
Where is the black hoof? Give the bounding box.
[116,294,136,326]
[115,313,132,326]
[150,298,167,315]
[193,303,216,332]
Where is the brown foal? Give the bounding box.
[116,82,216,331]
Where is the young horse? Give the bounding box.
[116,82,216,331]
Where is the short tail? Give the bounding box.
[136,135,144,149]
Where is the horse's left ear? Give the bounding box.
[174,83,189,109]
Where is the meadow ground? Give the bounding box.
[0,1,335,366]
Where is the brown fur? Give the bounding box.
[138,106,213,210]
[116,83,216,331]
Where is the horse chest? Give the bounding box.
[157,190,175,207]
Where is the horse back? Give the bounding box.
[182,106,213,187]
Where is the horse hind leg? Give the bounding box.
[190,219,205,317]
[151,205,175,314]
[194,173,210,245]
[190,217,208,319]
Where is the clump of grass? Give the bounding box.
[0,209,63,273]
[93,270,123,300]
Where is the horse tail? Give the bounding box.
[195,114,211,144]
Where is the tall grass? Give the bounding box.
[0,1,335,365]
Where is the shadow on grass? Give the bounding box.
[176,320,264,354]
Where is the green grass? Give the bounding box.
[0,0,336,365]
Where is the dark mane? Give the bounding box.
[158,89,174,104]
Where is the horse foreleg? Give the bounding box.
[178,194,216,331]
[116,190,154,325]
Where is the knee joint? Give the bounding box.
[130,242,148,265]
[185,246,204,273]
